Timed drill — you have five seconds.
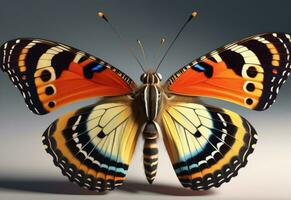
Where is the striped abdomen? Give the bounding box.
[143,122,159,184]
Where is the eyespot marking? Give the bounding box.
[48,101,56,108]
[245,98,253,105]
[246,66,258,78]
[40,70,52,82]
[45,86,55,95]
[246,83,255,92]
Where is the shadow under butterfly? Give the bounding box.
[0,178,215,196]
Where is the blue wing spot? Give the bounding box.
[92,64,105,72]
[191,62,213,78]
[193,64,205,71]
[83,62,106,79]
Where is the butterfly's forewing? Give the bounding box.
[42,99,139,191]
[0,39,136,115]
[166,33,291,110]
[161,101,257,190]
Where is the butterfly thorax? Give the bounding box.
[138,71,163,121]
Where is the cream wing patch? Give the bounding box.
[42,101,139,191]
[161,102,257,190]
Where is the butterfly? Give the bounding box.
[1,11,291,192]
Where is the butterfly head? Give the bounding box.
[140,71,162,84]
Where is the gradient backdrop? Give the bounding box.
[0,0,290,199]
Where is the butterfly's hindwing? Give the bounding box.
[0,39,136,115]
[166,33,291,110]
[42,100,139,191]
[161,102,257,190]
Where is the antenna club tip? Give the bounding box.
[191,11,198,17]
[97,11,104,18]
[97,11,109,22]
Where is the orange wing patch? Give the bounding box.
[1,38,136,114]
[166,33,291,111]
[36,58,135,112]
[169,59,259,109]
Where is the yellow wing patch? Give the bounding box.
[42,101,139,191]
[162,102,257,190]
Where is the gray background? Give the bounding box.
[0,0,291,199]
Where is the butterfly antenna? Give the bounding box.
[155,11,198,72]
[137,40,148,69]
[97,11,146,72]
[153,38,166,69]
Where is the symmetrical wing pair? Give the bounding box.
[1,32,290,191]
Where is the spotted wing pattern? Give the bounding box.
[42,101,139,191]
[0,39,136,115]
[161,102,257,190]
[166,33,291,110]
